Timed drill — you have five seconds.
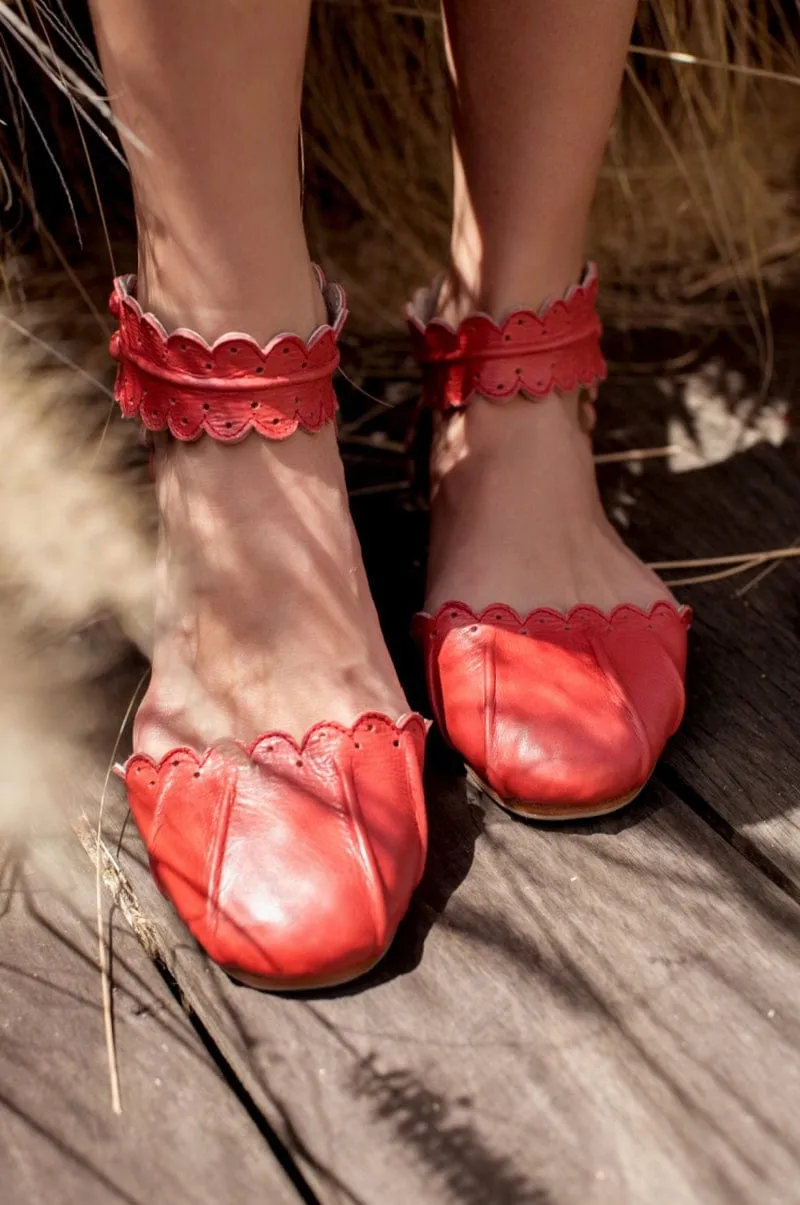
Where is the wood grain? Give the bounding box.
[45,332,800,1205]
[99,766,800,1205]
[593,348,800,887]
[0,839,301,1205]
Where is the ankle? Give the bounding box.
[135,237,327,343]
[432,392,585,478]
[153,421,347,518]
[441,222,586,325]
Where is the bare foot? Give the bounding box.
[425,389,674,617]
[135,424,409,761]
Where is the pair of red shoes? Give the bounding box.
[112,266,690,991]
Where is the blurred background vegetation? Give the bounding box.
[1,1,799,343]
[1,0,798,349]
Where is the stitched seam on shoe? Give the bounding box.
[205,767,238,935]
[587,630,653,780]
[652,648,686,736]
[669,656,687,734]
[124,714,426,775]
[334,755,388,947]
[418,599,691,629]
[149,778,168,849]
[119,355,339,392]
[426,634,449,737]
[482,630,497,781]
[400,734,427,888]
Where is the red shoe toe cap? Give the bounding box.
[418,602,689,814]
[125,714,428,988]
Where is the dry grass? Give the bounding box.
[304,0,800,338]
[2,1,798,335]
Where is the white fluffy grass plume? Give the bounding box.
[0,299,153,836]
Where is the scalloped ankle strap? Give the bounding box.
[109,268,347,442]
[405,264,607,411]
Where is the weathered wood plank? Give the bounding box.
[99,768,800,1205]
[590,346,800,887]
[69,339,800,1205]
[0,839,302,1205]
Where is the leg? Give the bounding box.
[428,0,672,614]
[90,0,322,340]
[89,0,407,757]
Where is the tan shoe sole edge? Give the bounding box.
[466,767,644,823]
[225,946,390,994]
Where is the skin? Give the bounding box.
[88,0,669,760]
[89,0,406,758]
[428,0,673,616]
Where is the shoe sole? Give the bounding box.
[225,946,390,994]
[466,767,643,822]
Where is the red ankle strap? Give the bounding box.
[109,268,347,442]
[405,264,606,411]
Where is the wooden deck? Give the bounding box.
[3,317,800,1204]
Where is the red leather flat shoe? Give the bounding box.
[111,270,428,989]
[406,267,690,821]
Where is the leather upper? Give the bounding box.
[406,268,689,815]
[123,714,428,985]
[415,602,690,812]
[109,268,347,441]
[405,264,606,411]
